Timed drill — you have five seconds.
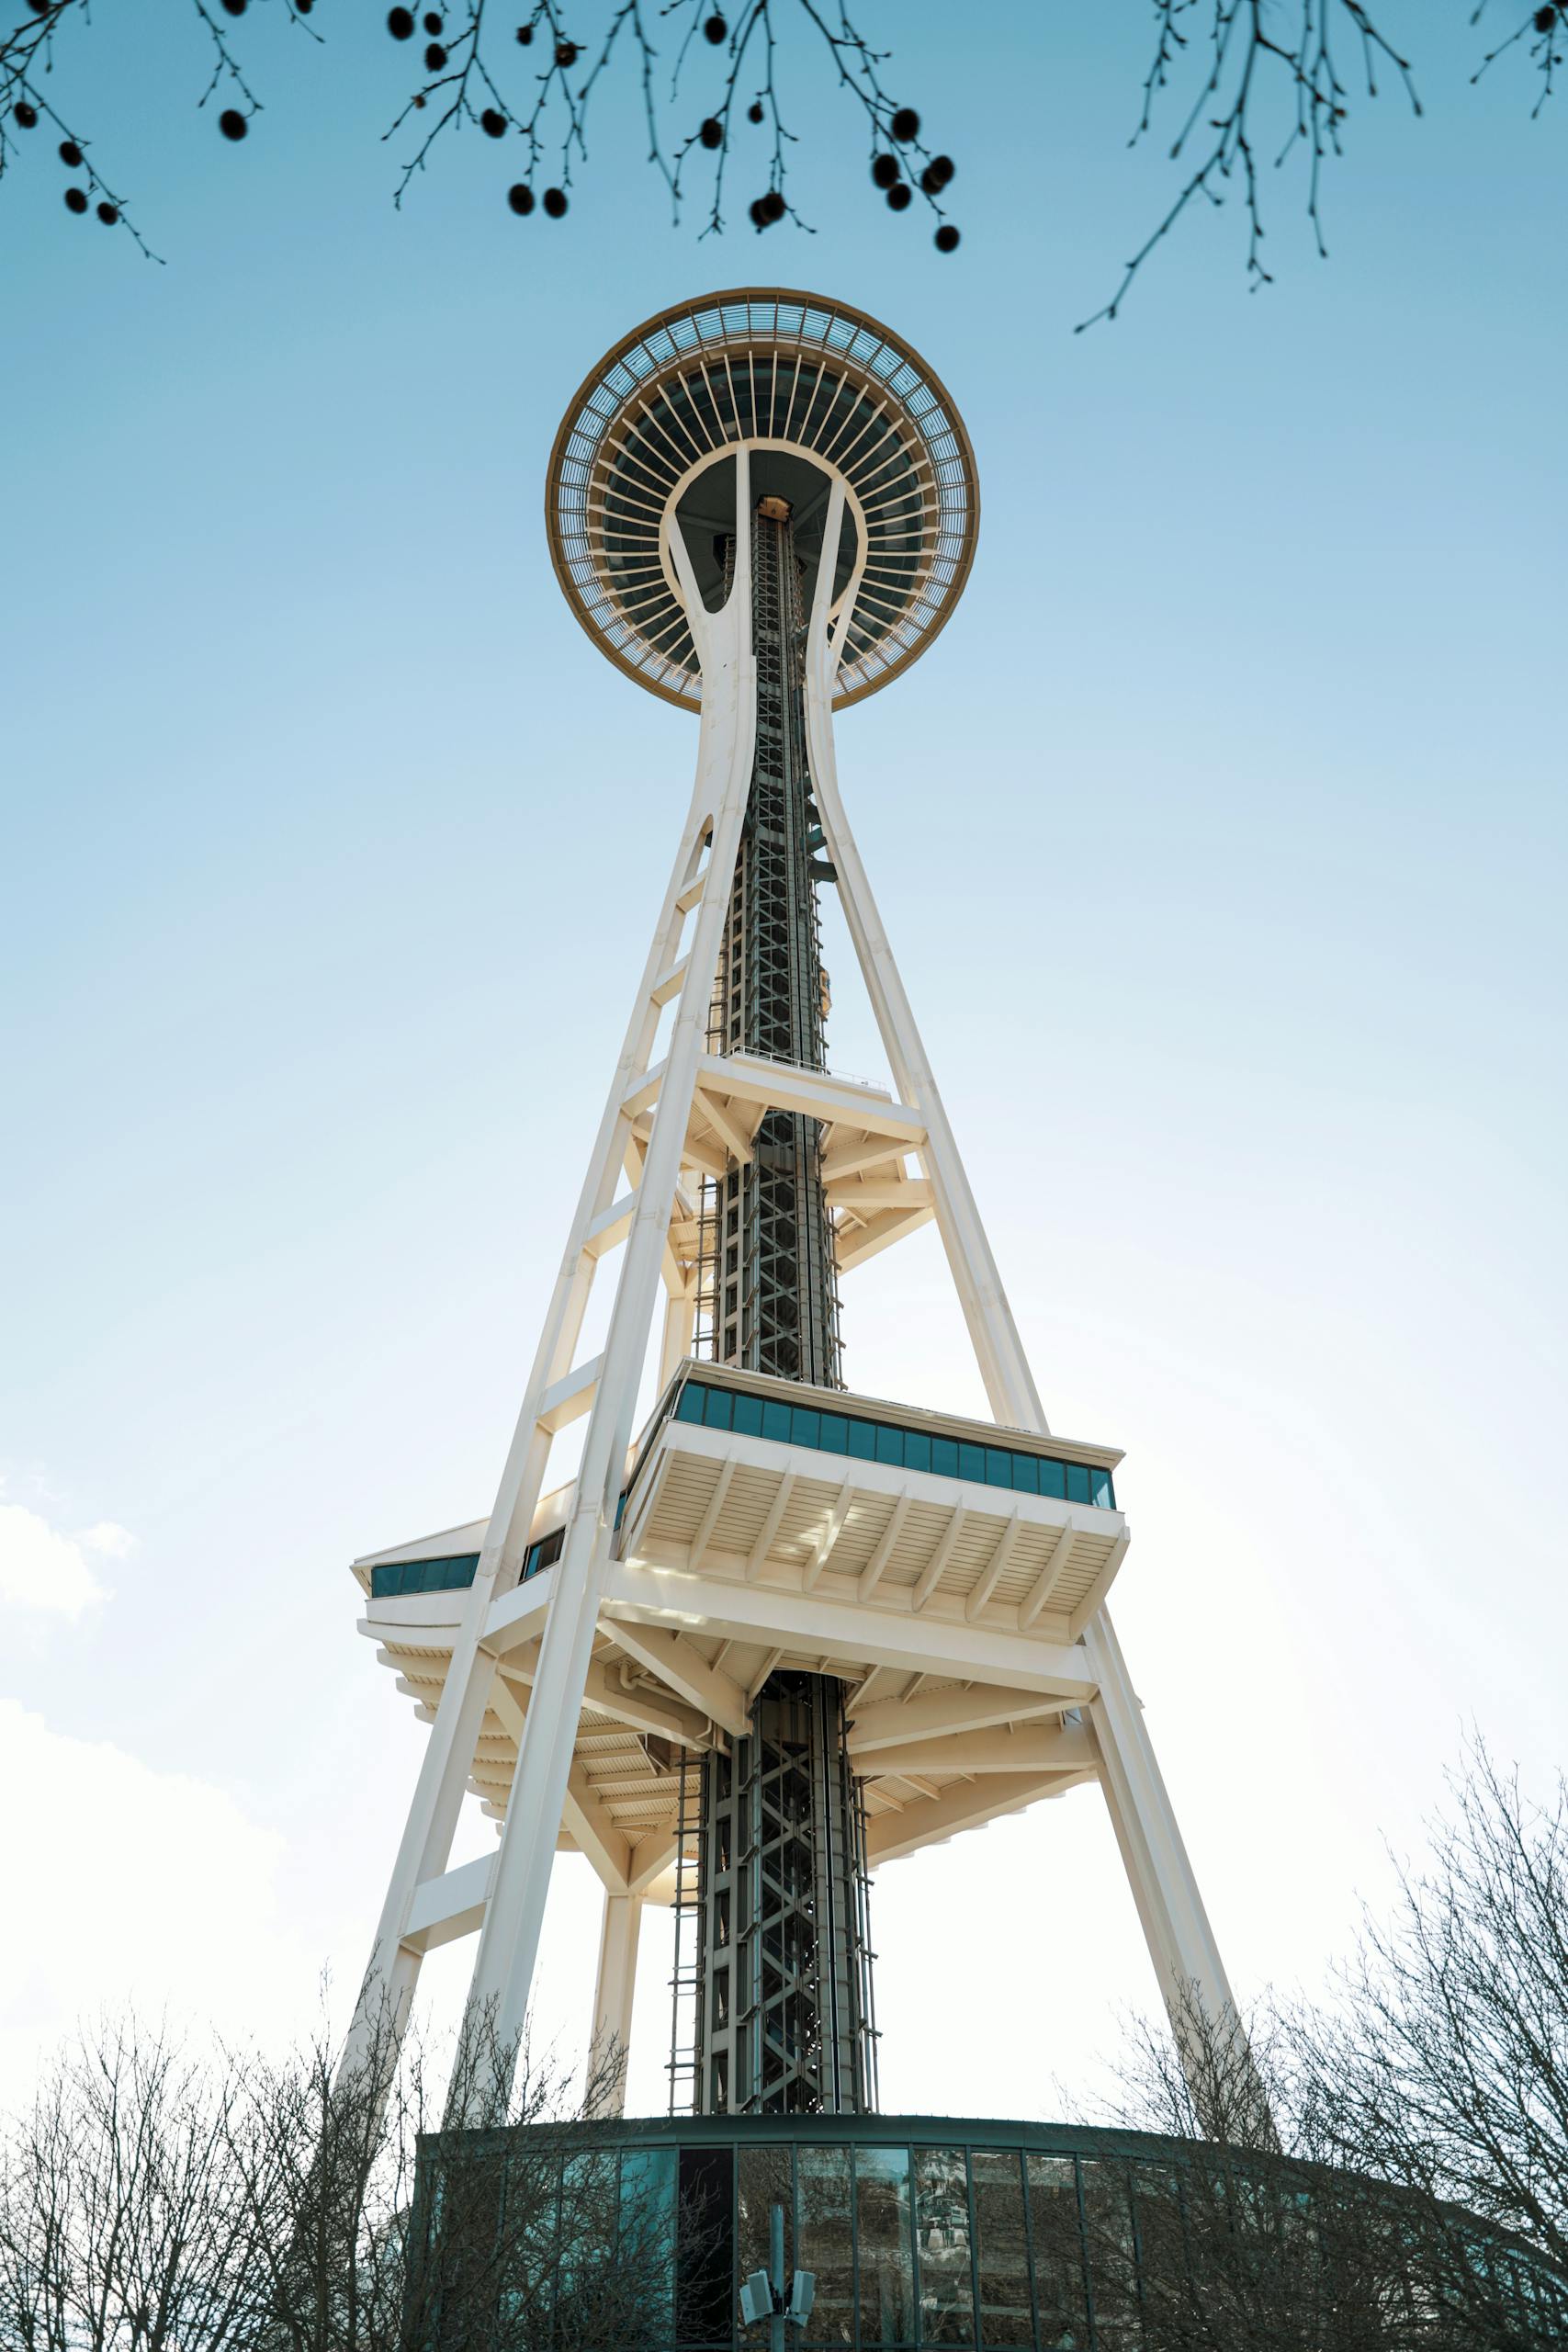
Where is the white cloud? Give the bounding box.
[0,1501,112,1617]
[80,1520,136,1561]
[0,1699,295,2099]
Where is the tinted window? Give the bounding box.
[1066,1464,1091,1506]
[903,1431,931,1476]
[761,1400,792,1443]
[915,2147,975,2345]
[875,1425,904,1467]
[818,1412,848,1453]
[931,1437,959,1479]
[847,1419,877,1461]
[675,2145,734,2348]
[974,2148,1032,2346]
[731,1392,763,1437]
[798,2144,853,2347]
[856,2145,915,2348]
[1038,1460,1066,1500]
[1025,2154,1089,2350]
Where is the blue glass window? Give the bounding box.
[370,1554,480,1600]
[660,1380,1122,1515]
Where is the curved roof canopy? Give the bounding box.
[546,288,979,711]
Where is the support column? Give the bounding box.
[802,480,1258,2116]
[446,458,760,2124]
[589,1891,643,2115]
[1080,1611,1235,2016]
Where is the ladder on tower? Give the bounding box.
[666,1750,705,2115]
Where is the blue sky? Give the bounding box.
[4,6,1564,2114]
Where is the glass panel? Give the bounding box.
[1037,1460,1066,1500]
[762,1400,793,1443]
[793,1408,821,1451]
[675,1384,707,1424]
[818,1412,849,1453]
[491,2143,559,2345]
[985,1449,1012,1489]
[958,1442,987,1485]
[875,1425,904,1467]
[1010,1455,1038,1495]
[1024,2156,1089,2350]
[1066,1464,1091,1506]
[676,2145,734,2349]
[856,2144,916,2349]
[1091,1470,1114,1510]
[705,1386,734,1430]
[931,1438,959,1479]
[847,1419,877,1461]
[914,2147,975,2345]
[974,2150,1032,2346]
[731,1392,764,1438]
[798,2144,854,2346]
[1077,2160,1140,2349]
[557,2149,621,2331]
[903,1430,931,1476]
[739,2143,793,2316]
[1124,2165,1181,2345]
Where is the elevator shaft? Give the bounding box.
[706,503,841,1391]
[685,500,875,2116]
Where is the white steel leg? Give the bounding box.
[447,458,761,2121]
[588,1890,644,2115]
[804,483,1251,2095]
[1080,1611,1238,2016]
[344,474,753,2100]
[802,485,1044,1440]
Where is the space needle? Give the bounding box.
[343,289,1240,2132]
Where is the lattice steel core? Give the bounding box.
[694,1673,876,2117]
[680,500,874,2115]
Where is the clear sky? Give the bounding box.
[4,6,1564,2120]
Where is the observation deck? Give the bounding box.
[350,1365,1128,1905]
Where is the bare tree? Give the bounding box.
[0,2020,265,2352]
[1098,1994,1521,2351]
[1294,1739,1568,2346]
[1,3,1562,310]
[1095,1743,1568,2352]
[0,2007,676,2352]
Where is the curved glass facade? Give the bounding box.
[409,2113,1276,2350]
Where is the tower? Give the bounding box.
[344,290,1241,2127]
